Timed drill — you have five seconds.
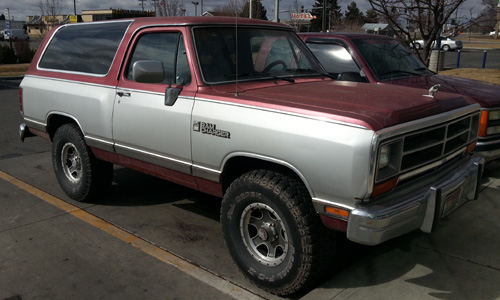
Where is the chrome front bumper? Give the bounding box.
[474,138,500,162]
[347,155,484,246]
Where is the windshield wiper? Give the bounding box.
[378,70,422,78]
[223,72,295,83]
[285,68,336,80]
[268,75,295,83]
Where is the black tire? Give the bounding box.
[442,44,450,51]
[52,123,113,202]
[220,170,335,296]
[415,43,422,50]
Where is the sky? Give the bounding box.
[2,0,486,23]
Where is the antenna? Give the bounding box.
[234,5,239,96]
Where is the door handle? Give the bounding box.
[117,91,131,97]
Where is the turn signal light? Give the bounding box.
[372,177,398,198]
[478,111,488,137]
[466,141,477,153]
[325,206,349,219]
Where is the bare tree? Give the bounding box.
[213,0,246,17]
[39,0,62,34]
[367,0,467,64]
[157,0,187,16]
[472,0,499,33]
[291,0,304,13]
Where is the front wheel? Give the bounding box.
[52,123,113,202]
[442,44,451,51]
[220,170,335,295]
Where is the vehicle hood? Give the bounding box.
[389,74,500,108]
[207,80,474,131]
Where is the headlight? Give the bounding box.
[376,140,402,181]
[378,144,391,169]
[487,125,500,136]
[489,110,500,121]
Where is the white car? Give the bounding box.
[413,36,463,51]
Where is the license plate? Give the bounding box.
[442,186,464,217]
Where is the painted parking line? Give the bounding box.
[0,170,265,300]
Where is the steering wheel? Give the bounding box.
[263,60,287,73]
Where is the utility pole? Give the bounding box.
[138,0,146,12]
[73,0,76,15]
[151,0,158,16]
[274,0,279,22]
[322,0,326,32]
[495,0,500,40]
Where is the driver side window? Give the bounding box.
[127,32,191,85]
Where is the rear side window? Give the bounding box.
[38,21,131,75]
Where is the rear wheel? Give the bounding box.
[52,123,113,202]
[220,170,335,296]
[442,44,450,51]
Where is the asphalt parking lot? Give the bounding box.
[1,79,500,300]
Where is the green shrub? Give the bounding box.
[0,45,17,64]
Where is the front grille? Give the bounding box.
[377,112,479,182]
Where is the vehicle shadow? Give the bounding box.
[90,164,500,300]
[95,166,210,207]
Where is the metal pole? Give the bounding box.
[192,2,199,16]
[74,0,76,15]
[482,50,487,68]
[322,0,326,32]
[274,0,279,22]
[495,1,500,39]
[456,50,461,68]
[249,0,252,18]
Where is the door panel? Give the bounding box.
[113,31,194,174]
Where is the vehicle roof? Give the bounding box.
[66,16,290,29]
[299,32,394,41]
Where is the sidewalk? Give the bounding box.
[0,174,256,300]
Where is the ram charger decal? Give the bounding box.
[193,121,231,139]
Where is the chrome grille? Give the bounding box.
[376,112,480,182]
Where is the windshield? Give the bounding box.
[352,38,432,81]
[193,27,324,84]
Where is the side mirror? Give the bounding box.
[132,60,165,83]
[165,87,182,106]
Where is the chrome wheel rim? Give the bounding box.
[61,142,82,184]
[240,203,288,266]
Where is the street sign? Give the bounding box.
[69,15,78,23]
[4,9,11,38]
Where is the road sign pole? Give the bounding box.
[495,1,500,39]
